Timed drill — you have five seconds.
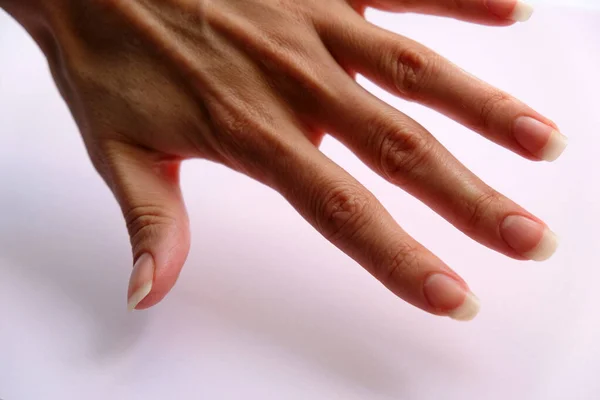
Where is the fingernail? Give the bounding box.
[127,253,154,311]
[485,0,534,22]
[423,274,480,321]
[514,116,568,162]
[500,215,559,261]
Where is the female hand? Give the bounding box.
[5,0,567,320]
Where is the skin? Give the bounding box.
[1,0,560,317]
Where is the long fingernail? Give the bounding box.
[423,274,480,321]
[500,215,559,261]
[485,0,534,22]
[127,253,154,311]
[514,116,568,162]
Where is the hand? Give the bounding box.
[9,0,566,320]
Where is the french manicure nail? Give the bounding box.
[423,274,480,321]
[500,215,559,261]
[127,253,154,311]
[514,116,568,162]
[510,1,534,22]
[486,0,534,22]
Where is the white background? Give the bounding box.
[531,0,599,8]
[1,3,599,400]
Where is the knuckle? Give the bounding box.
[214,107,250,139]
[212,105,289,181]
[213,99,278,148]
[271,52,338,111]
[377,125,433,185]
[393,47,436,99]
[316,185,373,242]
[378,244,420,285]
[465,190,501,232]
[478,90,512,130]
[212,106,264,162]
[124,205,177,245]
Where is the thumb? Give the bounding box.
[101,141,190,311]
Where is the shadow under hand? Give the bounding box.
[0,157,462,397]
[0,161,148,364]
[174,209,461,398]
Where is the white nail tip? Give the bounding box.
[127,282,152,311]
[526,229,559,262]
[511,1,534,22]
[541,130,569,162]
[449,292,481,322]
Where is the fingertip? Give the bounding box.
[485,0,534,22]
[540,130,568,162]
[128,253,155,311]
[128,282,153,311]
[500,215,559,262]
[510,1,534,22]
[448,292,481,321]
[525,228,559,262]
[513,117,569,162]
[423,273,481,322]
[126,221,191,311]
